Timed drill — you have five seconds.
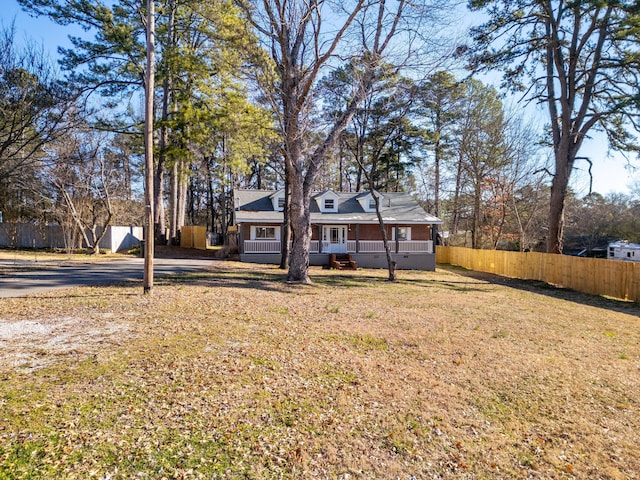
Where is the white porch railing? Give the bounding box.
[244,240,281,253]
[243,239,434,254]
[353,240,433,253]
[398,240,433,253]
[358,240,386,253]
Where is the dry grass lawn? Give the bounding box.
[0,260,638,479]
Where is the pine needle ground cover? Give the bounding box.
[1,261,638,479]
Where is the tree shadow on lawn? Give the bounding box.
[154,263,491,294]
[152,264,402,292]
[85,262,639,316]
[436,264,640,316]
[153,266,291,293]
[312,271,491,292]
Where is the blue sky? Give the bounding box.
[3,0,638,196]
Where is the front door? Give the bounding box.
[322,226,347,253]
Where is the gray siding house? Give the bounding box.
[232,189,443,271]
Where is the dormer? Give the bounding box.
[357,190,383,213]
[314,190,340,213]
[270,189,286,211]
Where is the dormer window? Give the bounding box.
[270,189,285,211]
[315,190,339,212]
[358,190,382,213]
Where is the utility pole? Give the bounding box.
[143,0,155,294]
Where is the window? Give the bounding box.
[330,227,340,243]
[394,227,411,241]
[256,227,276,239]
[368,198,377,209]
[277,197,285,210]
[324,199,334,210]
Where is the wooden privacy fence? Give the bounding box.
[436,246,640,303]
[180,226,207,250]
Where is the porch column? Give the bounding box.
[432,224,438,254]
[394,225,399,253]
[280,223,285,251]
[355,224,360,253]
[318,224,323,253]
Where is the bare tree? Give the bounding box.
[416,70,465,219]
[468,1,640,254]
[456,79,507,249]
[487,107,543,250]
[0,23,77,220]
[238,0,450,283]
[45,128,123,255]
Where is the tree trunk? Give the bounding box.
[339,141,344,192]
[356,126,366,191]
[375,208,396,281]
[433,116,441,218]
[547,146,574,254]
[472,181,481,249]
[206,156,215,233]
[256,161,262,189]
[279,166,291,270]
[450,151,464,236]
[86,217,112,255]
[177,158,187,231]
[169,160,178,244]
[282,65,312,282]
[87,227,100,255]
[287,179,311,282]
[153,160,165,243]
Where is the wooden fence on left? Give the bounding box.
[180,226,207,250]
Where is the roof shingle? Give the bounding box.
[233,189,442,225]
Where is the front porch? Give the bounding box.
[242,239,434,254]
[239,250,436,271]
[240,239,437,271]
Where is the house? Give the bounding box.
[608,241,640,262]
[232,189,443,271]
[563,235,613,258]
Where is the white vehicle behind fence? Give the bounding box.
[608,241,640,262]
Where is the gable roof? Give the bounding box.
[269,189,285,199]
[609,241,640,249]
[233,189,443,225]
[315,189,340,200]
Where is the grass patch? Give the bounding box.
[491,329,508,339]
[337,333,389,352]
[0,262,639,478]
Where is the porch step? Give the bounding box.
[329,254,358,270]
